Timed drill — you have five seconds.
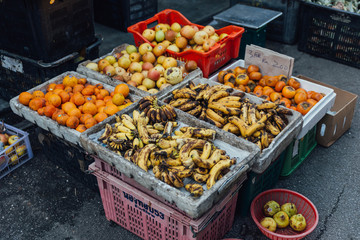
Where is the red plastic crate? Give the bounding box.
[127,9,244,78]
[89,162,240,240]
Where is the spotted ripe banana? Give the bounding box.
[222,122,240,135]
[206,159,236,189]
[169,98,192,107]
[200,142,212,159]
[217,96,242,103]
[185,184,204,197]
[193,149,222,169]
[257,102,277,110]
[208,102,230,115]
[208,90,230,103]
[192,172,210,183]
[136,144,157,172]
[179,139,206,161]
[228,116,248,137]
[206,108,227,125]
[168,170,184,188]
[186,105,202,117]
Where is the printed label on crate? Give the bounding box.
[244,45,294,78]
[123,191,165,220]
[1,55,24,73]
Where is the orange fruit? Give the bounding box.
[47,83,57,92]
[82,102,98,115]
[45,92,53,102]
[114,84,130,98]
[80,113,93,124]
[53,89,63,95]
[95,83,104,89]
[29,98,45,111]
[94,112,108,123]
[282,86,296,99]
[58,91,70,104]
[95,100,106,109]
[37,107,45,116]
[103,96,112,103]
[62,102,77,114]
[73,84,85,93]
[63,75,78,88]
[64,86,73,93]
[66,116,80,129]
[32,90,45,99]
[54,84,65,90]
[98,106,105,113]
[112,93,125,106]
[67,108,82,118]
[84,117,97,129]
[76,124,87,133]
[73,92,86,106]
[81,87,95,96]
[78,78,87,85]
[47,94,62,107]
[19,92,33,106]
[104,104,119,116]
[99,89,110,98]
[52,109,64,121]
[43,105,57,118]
[56,113,69,125]
[84,95,96,104]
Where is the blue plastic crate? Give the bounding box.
[0,123,33,179]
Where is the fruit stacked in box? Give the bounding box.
[9,71,139,145]
[127,9,244,77]
[78,43,202,96]
[0,123,33,178]
[80,96,258,219]
[209,59,336,140]
[161,78,303,173]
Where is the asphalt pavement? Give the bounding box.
[1,1,360,240]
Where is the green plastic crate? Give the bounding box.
[280,126,317,177]
[236,151,286,216]
[239,26,267,59]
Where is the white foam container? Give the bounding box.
[209,59,336,139]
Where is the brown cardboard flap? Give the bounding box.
[297,75,358,147]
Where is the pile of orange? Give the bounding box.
[217,65,325,115]
[18,75,132,132]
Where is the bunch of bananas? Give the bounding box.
[164,81,293,150]
[97,96,238,197]
[139,95,177,124]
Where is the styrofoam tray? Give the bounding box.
[9,71,140,146]
[76,43,203,99]
[79,100,260,219]
[160,77,303,174]
[208,59,336,139]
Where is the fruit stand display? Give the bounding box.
[9,71,140,146]
[77,43,203,97]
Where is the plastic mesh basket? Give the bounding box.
[251,188,319,240]
[90,162,240,240]
[0,123,33,179]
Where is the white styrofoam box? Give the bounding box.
[9,71,140,146]
[76,43,203,99]
[159,78,303,174]
[208,59,336,139]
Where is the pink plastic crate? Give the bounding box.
[89,162,239,240]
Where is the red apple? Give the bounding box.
[148,68,161,81]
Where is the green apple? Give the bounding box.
[104,55,117,65]
[126,45,137,54]
[155,30,165,42]
[263,200,280,217]
[85,62,99,72]
[260,217,277,232]
[281,203,298,218]
[290,214,307,231]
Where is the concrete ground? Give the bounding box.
[1,1,360,240]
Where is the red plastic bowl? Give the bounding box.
[251,189,319,240]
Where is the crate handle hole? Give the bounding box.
[333,124,337,136]
[147,21,159,29]
[343,116,347,128]
[319,123,326,137]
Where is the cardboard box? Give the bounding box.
[297,75,358,147]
